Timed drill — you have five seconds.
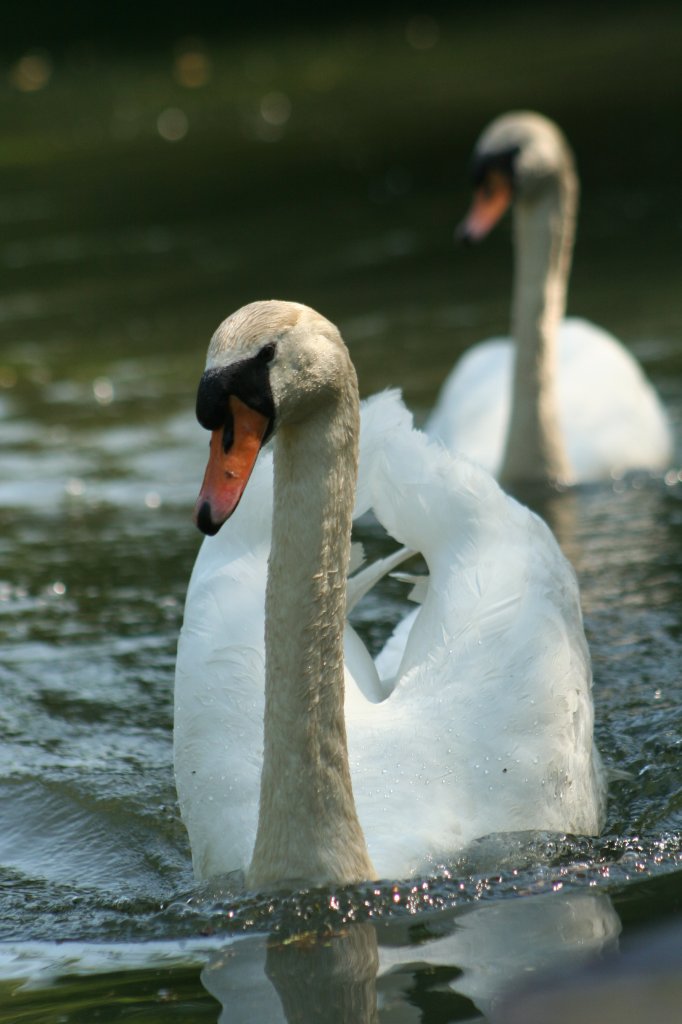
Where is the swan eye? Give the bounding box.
[471,144,519,189]
[196,354,275,434]
[482,168,511,199]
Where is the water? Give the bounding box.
[1,8,681,1021]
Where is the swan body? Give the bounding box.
[427,111,673,486]
[174,299,605,888]
[428,317,673,482]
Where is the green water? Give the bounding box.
[1,7,681,1021]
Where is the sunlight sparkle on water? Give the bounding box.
[65,478,85,497]
[93,377,114,405]
[157,108,189,142]
[173,46,211,89]
[260,91,292,127]
[9,52,53,92]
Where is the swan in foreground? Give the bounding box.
[427,111,673,486]
[174,299,605,888]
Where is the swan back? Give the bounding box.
[426,320,673,482]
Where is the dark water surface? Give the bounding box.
[1,8,681,1021]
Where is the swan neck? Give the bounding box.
[247,375,375,888]
[501,169,577,486]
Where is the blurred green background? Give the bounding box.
[2,2,681,412]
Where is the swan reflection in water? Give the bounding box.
[200,888,620,1022]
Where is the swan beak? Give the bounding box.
[456,170,513,243]
[194,395,270,536]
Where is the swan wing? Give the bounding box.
[175,554,267,879]
[346,418,605,877]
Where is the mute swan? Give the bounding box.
[427,111,673,486]
[174,299,605,888]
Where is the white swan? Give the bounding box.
[174,299,605,888]
[427,111,673,486]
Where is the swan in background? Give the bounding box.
[174,299,605,889]
[427,111,673,487]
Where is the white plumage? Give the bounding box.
[175,360,605,883]
[428,317,673,482]
[427,112,673,485]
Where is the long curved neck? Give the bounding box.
[247,377,375,888]
[500,169,577,487]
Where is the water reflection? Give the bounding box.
[201,890,619,1023]
[267,925,378,1024]
[495,915,682,1024]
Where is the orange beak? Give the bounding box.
[193,395,271,535]
[457,170,513,243]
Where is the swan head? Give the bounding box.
[458,111,575,242]
[193,299,355,535]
